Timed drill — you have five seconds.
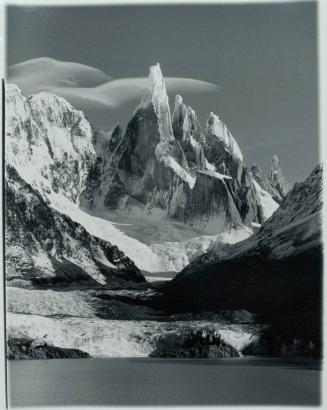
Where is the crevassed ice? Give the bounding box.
[8,311,259,357]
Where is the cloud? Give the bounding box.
[8,57,112,91]
[8,57,220,109]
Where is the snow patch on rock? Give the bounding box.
[206,112,243,162]
[252,179,279,220]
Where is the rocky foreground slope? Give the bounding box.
[5,166,145,286]
[162,165,322,354]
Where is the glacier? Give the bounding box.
[7,287,262,357]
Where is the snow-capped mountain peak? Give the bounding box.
[82,64,279,237]
[5,83,96,204]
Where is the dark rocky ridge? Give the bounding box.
[161,166,322,355]
[5,165,145,286]
[82,124,125,209]
[150,329,240,358]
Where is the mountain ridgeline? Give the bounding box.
[81,63,286,234]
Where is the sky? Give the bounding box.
[6,1,319,183]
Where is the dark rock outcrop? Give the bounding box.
[81,124,124,208]
[149,329,240,358]
[243,329,321,359]
[7,337,90,360]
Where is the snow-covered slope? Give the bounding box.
[252,179,279,220]
[5,83,95,203]
[205,112,243,163]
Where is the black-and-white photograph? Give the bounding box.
[2,0,324,407]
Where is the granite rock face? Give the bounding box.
[172,94,207,169]
[83,64,278,234]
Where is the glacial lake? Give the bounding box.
[8,357,321,407]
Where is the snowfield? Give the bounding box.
[46,190,254,276]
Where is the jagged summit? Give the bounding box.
[83,64,279,233]
[251,155,290,204]
[269,154,289,196]
[174,94,183,110]
[137,63,174,143]
[271,154,280,168]
[138,63,165,107]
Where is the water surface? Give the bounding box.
[8,357,321,407]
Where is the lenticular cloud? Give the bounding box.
[8,57,220,110]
